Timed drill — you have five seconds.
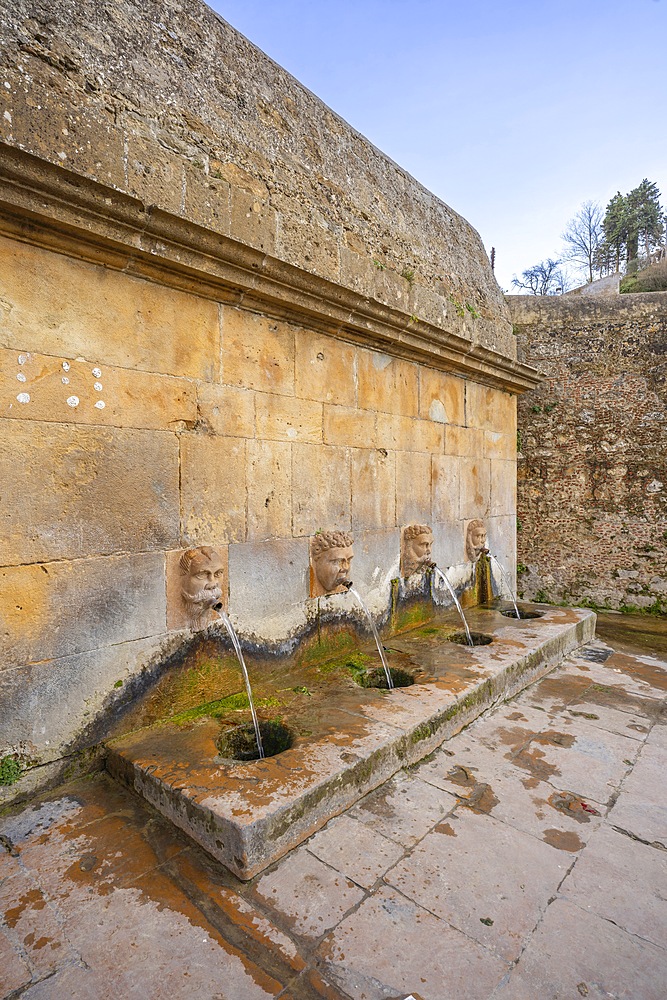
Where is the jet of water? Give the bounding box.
[214,607,265,759]
[488,555,521,618]
[348,587,394,689]
[432,566,474,646]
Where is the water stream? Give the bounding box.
[348,587,394,689]
[488,555,521,618]
[433,567,474,646]
[214,608,265,759]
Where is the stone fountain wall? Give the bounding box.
[0,0,537,791]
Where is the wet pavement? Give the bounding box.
[1,623,666,999]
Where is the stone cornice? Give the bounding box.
[0,146,541,392]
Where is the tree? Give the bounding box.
[628,179,663,262]
[561,201,603,283]
[511,258,570,295]
[601,192,629,273]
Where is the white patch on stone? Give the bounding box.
[94,381,103,391]
[94,400,106,409]
[62,376,70,384]
[92,367,102,377]
[66,395,80,407]
[16,392,30,404]
[17,354,26,365]
[429,399,447,423]
[16,372,26,382]
[62,361,70,371]
[372,352,392,371]
[646,480,663,494]
[287,427,297,438]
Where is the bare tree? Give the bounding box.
[511,259,570,295]
[561,201,603,283]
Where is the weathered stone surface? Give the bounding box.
[323,403,377,448]
[196,382,255,438]
[227,537,310,628]
[180,433,246,545]
[306,814,404,890]
[494,897,667,1000]
[560,824,667,947]
[246,440,292,541]
[348,770,454,848]
[419,367,465,426]
[490,458,516,517]
[511,293,667,610]
[459,457,491,520]
[255,392,322,444]
[0,554,166,670]
[252,847,365,939]
[395,451,431,524]
[432,453,460,524]
[357,351,420,417]
[386,808,569,961]
[351,448,396,530]
[0,635,173,764]
[317,885,508,1000]
[444,424,485,458]
[220,308,295,395]
[0,236,220,379]
[1,348,197,431]
[0,420,179,566]
[466,382,516,433]
[294,330,356,407]
[291,443,350,536]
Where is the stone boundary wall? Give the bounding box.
[510,293,667,611]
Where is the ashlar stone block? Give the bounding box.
[351,448,396,530]
[180,434,246,545]
[323,404,376,449]
[460,457,491,520]
[246,440,292,540]
[0,553,166,670]
[467,382,517,433]
[0,419,180,566]
[419,367,465,426]
[396,451,432,524]
[255,391,322,443]
[220,308,295,395]
[490,458,516,517]
[196,382,255,438]
[294,330,356,407]
[432,453,460,523]
[357,349,419,417]
[291,444,350,536]
[0,236,220,379]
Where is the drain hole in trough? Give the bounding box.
[449,631,493,646]
[500,609,544,619]
[357,667,415,689]
[217,720,293,761]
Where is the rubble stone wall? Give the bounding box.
[510,293,667,611]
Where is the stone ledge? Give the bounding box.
[0,145,541,394]
[107,605,595,880]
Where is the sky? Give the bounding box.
[206,0,667,293]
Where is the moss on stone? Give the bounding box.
[0,755,22,786]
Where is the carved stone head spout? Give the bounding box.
[465,519,488,563]
[401,524,435,579]
[179,546,226,629]
[310,531,354,597]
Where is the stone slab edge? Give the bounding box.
[107,610,595,879]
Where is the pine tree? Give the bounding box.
[601,192,628,273]
[628,179,663,261]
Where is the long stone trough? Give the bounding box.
[106,605,595,880]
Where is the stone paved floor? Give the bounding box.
[1,630,666,999]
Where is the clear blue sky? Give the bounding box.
[207,0,667,292]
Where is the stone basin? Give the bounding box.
[106,604,595,880]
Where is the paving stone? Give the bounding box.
[607,794,667,849]
[306,814,405,890]
[561,699,651,741]
[386,809,570,961]
[510,721,641,806]
[0,923,32,995]
[0,868,77,978]
[347,770,455,848]
[560,824,667,949]
[317,884,508,1000]
[648,721,667,749]
[252,845,365,940]
[492,897,667,1000]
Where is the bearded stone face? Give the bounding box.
[180,548,225,626]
